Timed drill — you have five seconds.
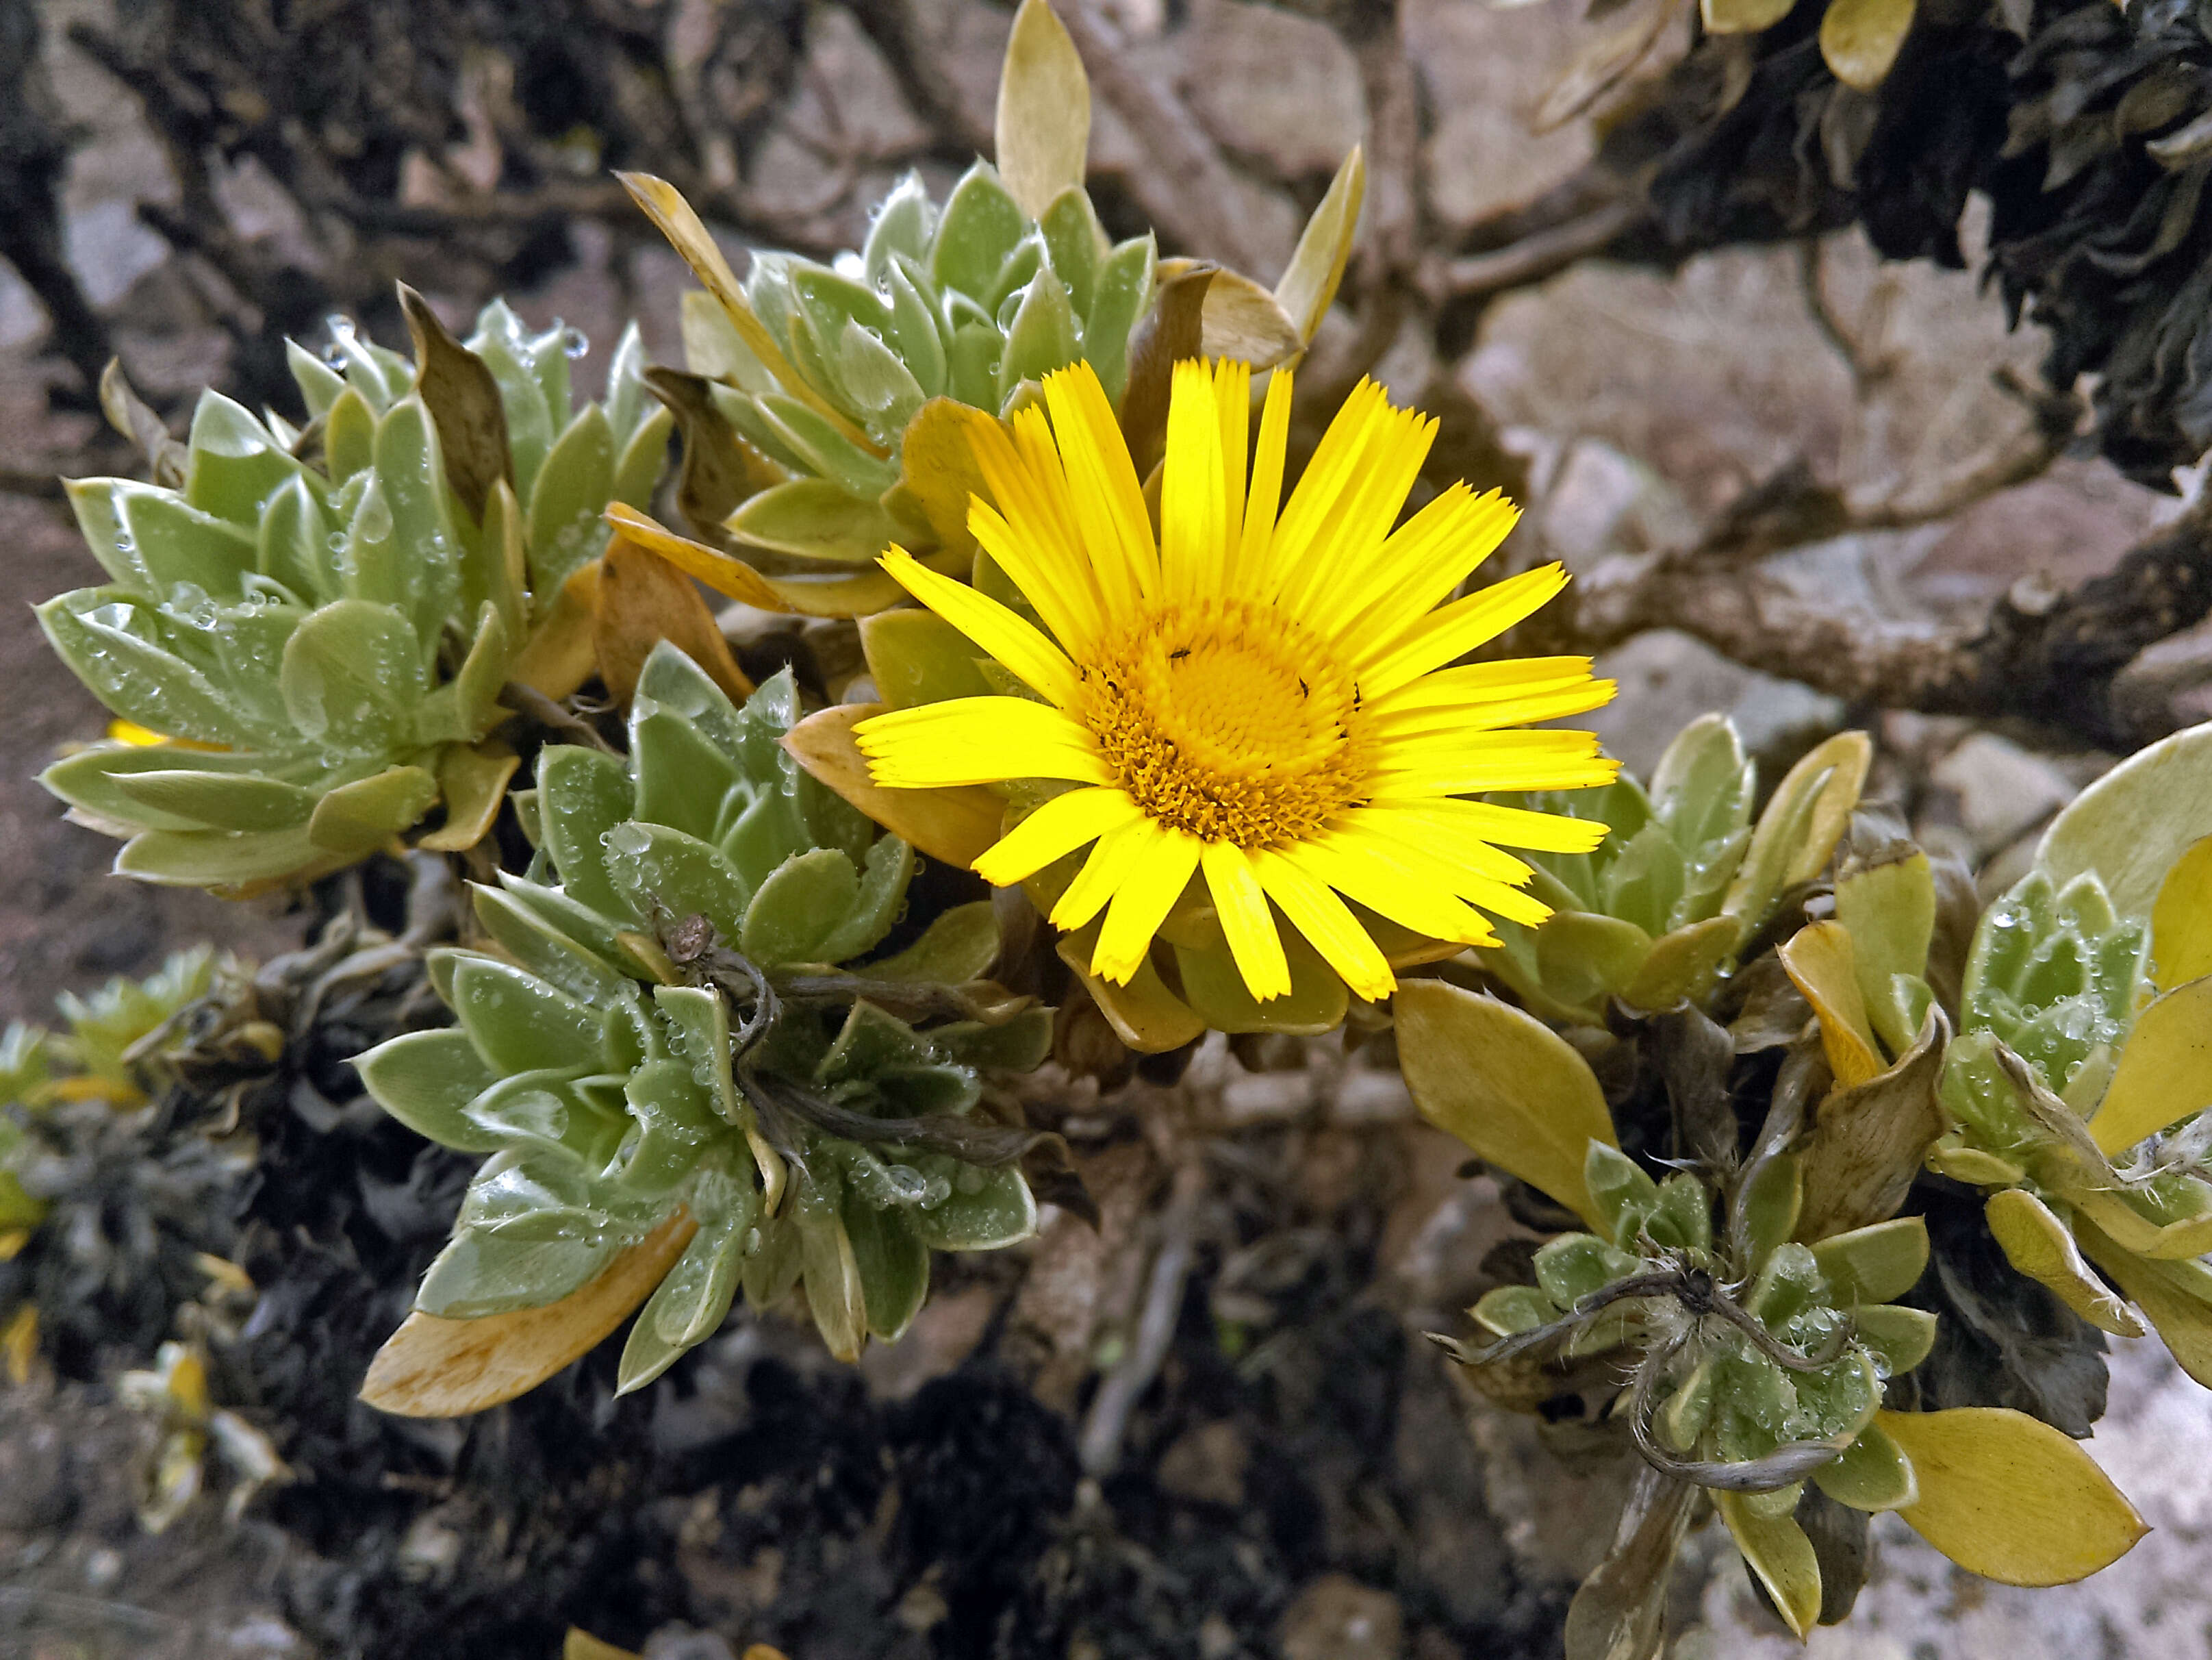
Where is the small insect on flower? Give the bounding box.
[854,358,1619,1002]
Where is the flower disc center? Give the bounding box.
[1078,600,1371,846]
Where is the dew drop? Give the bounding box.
[562,325,589,360]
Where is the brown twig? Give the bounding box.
[1078,1157,1205,1476]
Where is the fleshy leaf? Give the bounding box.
[1879,1407,2147,1586]
[1395,979,1619,1227]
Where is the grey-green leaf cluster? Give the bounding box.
[689,162,1154,565]
[1473,1143,1933,1514]
[1481,717,1869,1020]
[38,301,670,889]
[355,643,1050,1383]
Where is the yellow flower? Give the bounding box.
[854,358,1618,1002]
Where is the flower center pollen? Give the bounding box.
[1078,600,1371,846]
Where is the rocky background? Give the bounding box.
[4,0,2212,1655]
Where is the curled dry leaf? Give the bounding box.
[397,282,511,521]
[615,172,880,454]
[1779,920,1883,1087]
[1534,0,1687,134]
[995,0,1091,222]
[361,1211,695,1418]
[593,534,755,709]
[1275,146,1366,345]
[1562,1468,1696,1660]
[1794,1005,1947,1241]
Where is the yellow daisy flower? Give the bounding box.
[854,357,1618,1003]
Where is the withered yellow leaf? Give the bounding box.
[2087,975,2212,1154]
[510,562,602,701]
[1984,1188,2146,1337]
[995,0,1091,221]
[594,535,756,709]
[361,1212,695,1418]
[1820,0,1916,90]
[605,503,789,612]
[1275,147,1365,345]
[781,704,1004,868]
[1778,920,1884,1087]
[1394,979,1618,1227]
[2150,834,2212,991]
[1057,924,1207,1054]
[1880,1406,2148,1586]
[1703,0,1796,30]
[1716,1491,1822,1639]
[418,741,519,853]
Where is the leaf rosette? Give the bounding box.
[38,300,671,890]
[355,644,1052,1398]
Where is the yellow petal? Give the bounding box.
[1372,676,1618,738]
[878,547,1080,707]
[783,705,1005,868]
[1286,835,1501,946]
[1050,817,1156,929]
[1879,1407,2147,1587]
[1250,846,1396,1001]
[1160,360,1231,603]
[1365,793,1609,854]
[1092,822,1202,983]
[1358,564,1575,695]
[1231,365,1295,595]
[1202,840,1293,1001]
[1041,361,1157,613]
[854,696,1108,788]
[967,405,1106,651]
[974,785,1144,884]
[1332,488,1521,642]
[1366,727,1617,796]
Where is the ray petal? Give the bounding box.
[1364,794,1611,853]
[1043,362,1158,612]
[880,548,1082,707]
[961,406,1105,650]
[1356,564,1574,694]
[1092,822,1203,983]
[1050,816,1156,930]
[1284,835,1501,946]
[1371,677,1618,739]
[1160,359,1230,602]
[1332,490,1521,642]
[855,696,1110,787]
[1249,846,1397,1001]
[973,785,1145,884]
[1202,840,1292,1001]
[1232,366,1296,595]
